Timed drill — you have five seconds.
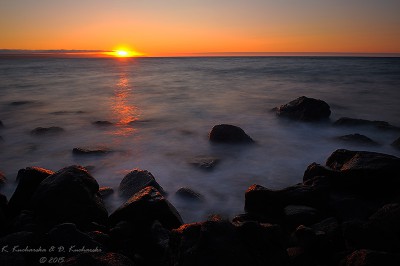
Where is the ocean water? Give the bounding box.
[0,56,400,222]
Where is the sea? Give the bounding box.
[1,56,400,222]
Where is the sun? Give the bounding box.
[104,47,144,58]
[116,50,129,57]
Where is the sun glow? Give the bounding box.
[104,47,144,58]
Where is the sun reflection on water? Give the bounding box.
[111,73,139,136]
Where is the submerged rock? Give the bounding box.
[30,165,108,230]
[335,133,379,146]
[175,187,204,202]
[118,168,166,198]
[334,117,400,131]
[30,126,64,136]
[188,156,220,170]
[109,186,182,230]
[392,137,400,150]
[273,96,331,122]
[209,124,254,144]
[92,120,114,126]
[72,147,111,155]
[8,167,54,217]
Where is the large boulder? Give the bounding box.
[334,117,400,131]
[273,96,331,122]
[30,165,108,230]
[166,220,288,266]
[325,149,400,195]
[118,169,166,198]
[109,186,182,230]
[209,124,254,144]
[244,183,329,223]
[8,167,54,217]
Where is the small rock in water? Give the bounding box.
[334,117,400,131]
[175,187,204,202]
[99,187,114,198]
[209,124,254,144]
[30,126,64,136]
[392,137,400,150]
[72,147,111,155]
[119,168,166,198]
[335,133,379,145]
[189,156,220,170]
[10,100,35,106]
[273,96,331,122]
[92,120,114,126]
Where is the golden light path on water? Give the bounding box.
[111,66,139,136]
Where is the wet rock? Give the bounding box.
[109,186,182,230]
[334,117,400,131]
[392,137,400,150]
[60,252,135,266]
[273,96,331,122]
[341,249,400,266]
[336,133,379,146]
[209,124,254,144]
[311,217,344,250]
[325,149,400,196]
[118,168,166,198]
[175,187,204,202]
[72,147,111,155]
[8,167,54,217]
[167,220,288,266]
[244,183,329,223]
[30,126,64,136]
[30,165,108,230]
[92,120,114,126]
[99,187,114,198]
[303,162,341,182]
[188,156,220,170]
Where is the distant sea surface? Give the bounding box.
[1,57,400,221]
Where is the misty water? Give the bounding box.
[1,56,400,222]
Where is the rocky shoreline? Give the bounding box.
[1,96,400,266]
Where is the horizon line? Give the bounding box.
[0,49,399,58]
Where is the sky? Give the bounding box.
[1,0,400,56]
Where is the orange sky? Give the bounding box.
[1,0,400,56]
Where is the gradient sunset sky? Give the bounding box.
[1,0,399,56]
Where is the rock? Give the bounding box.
[209,124,254,144]
[109,186,182,230]
[8,167,54,217]
[0,231,38,265]
[30,126,64,136]
[0,136,4,142]
[0,120,3,127]
[336,133,379,146]
[284,205,319,227]
[0,172,5,186]
[92,121,114,126]
[273,96,331,122]
[392,137,400,150]
[99,187,114,198]
[303,162,341,182]
[244,183,329,223]
[72,147,111,155]
[325,149,400,195]
[341,249,400,266]
[43,223,104,257]
[188,156,220,170]
[30,165,108,230]
[175,187,204,202]
[311,217,344,250]
[10,101,35,106]
[334,117,400,131]
[167,220,288,266]
[10,210,37,233]
[0,193,7,234]
[118,168,166,198]
[60,252,135,266]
